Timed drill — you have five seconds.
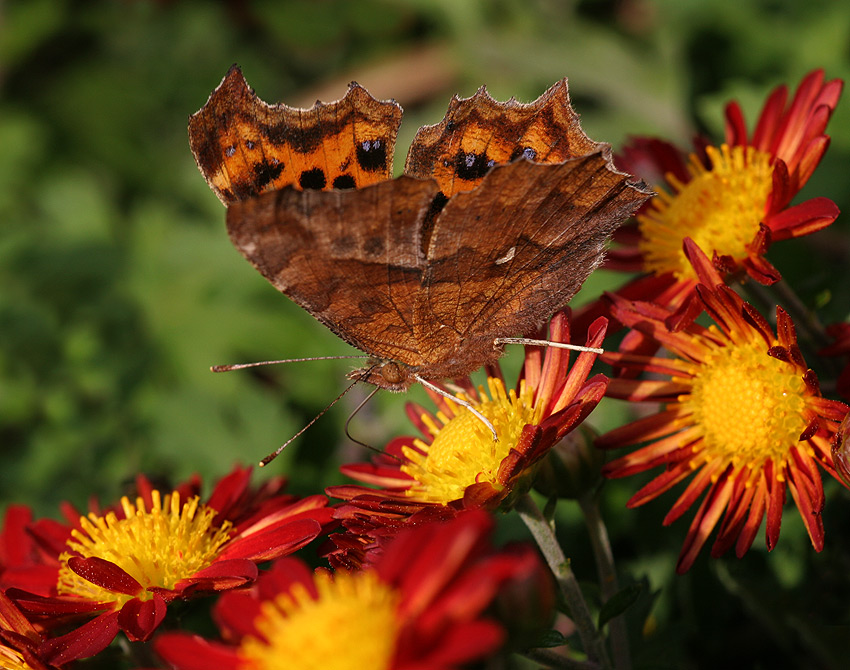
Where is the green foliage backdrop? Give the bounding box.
[2,1,850,667]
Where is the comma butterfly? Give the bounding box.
[189,66,652,393]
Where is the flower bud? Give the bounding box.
[533,424,604,500]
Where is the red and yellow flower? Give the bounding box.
[597,239,848,572]
[326,311,609,567]
[6,467,333,664]
[154,510,552,670]
[0,592,67,670]
[585,69,841,326]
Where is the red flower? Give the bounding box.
[7,467,333,665]
[154,511,552,670]
[577,69,842,336]
[597,239,848,572]
[325,311,609,567]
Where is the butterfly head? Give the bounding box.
[348,359,416,393]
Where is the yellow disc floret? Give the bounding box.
[638,144,774,280]
[683,336,808,478]
[238,570,400,670]
[57,491,232,606]
[401,378,536,504]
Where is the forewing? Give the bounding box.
[189,66,402,205]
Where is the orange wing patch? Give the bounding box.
[404,80,601,199]
[188,65,403,205]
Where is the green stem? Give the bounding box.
[516,493,611,669]
[579,492,630,670]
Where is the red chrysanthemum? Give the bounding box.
[154,510,552,670]
[325,311,609,567]
[6,466,333,665]
[597,239,848,573]
[578,69,841,333]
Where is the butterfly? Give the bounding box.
[189,66,652,394]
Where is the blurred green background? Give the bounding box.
[2,0,850,667]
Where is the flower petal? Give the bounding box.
[40,611,119,665]
[154,631,242,670]
[117,592,167,641]
[67,556,142,596]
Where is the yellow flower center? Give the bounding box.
[401,377,536,504]
[238,570,400,670]
[638,144,773,280]
[57,491,232,606]
[0,645,33,670]
[682,334,808,475]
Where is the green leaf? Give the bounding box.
[598,584,643,628]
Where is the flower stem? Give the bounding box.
[516,493,611,669]
[579,491,630,670]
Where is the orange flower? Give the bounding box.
[588,70,841,326]
[597,239,848,573]
[326,311,609,567]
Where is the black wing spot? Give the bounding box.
[356,139,387,172]
[299,167,327,190]
[253,159,284,189]
[333,174,356,190]
[455,151,494,181]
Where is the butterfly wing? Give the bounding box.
[412,155,652,379]
[225,177,439,366]
[189,66,402,205]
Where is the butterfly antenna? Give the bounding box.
[413,374,498,442]
[493,337,603,355]
[211,355,368,373]
[342,386,402,462]
[259,377,363,467]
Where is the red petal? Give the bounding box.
[664,459,724,525]
[174,558,258,593]
[676,468,734,573]
[724,100,748,146]
[596,409,690,450]
[764,461,786,550]
[154,632,242,670]
[737,478,767,558]
[205,466,252,517]
[219,518,321,562]
[711,468,757,556]
[68,556,142,596]
[6,589,108,617]
[117,593,166,641]
[605,436,700,481]
[752,83,788,152]
[626,461,693,507]
[766,197,840,240]
[41,611,119,665]
[787,470,824,552]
